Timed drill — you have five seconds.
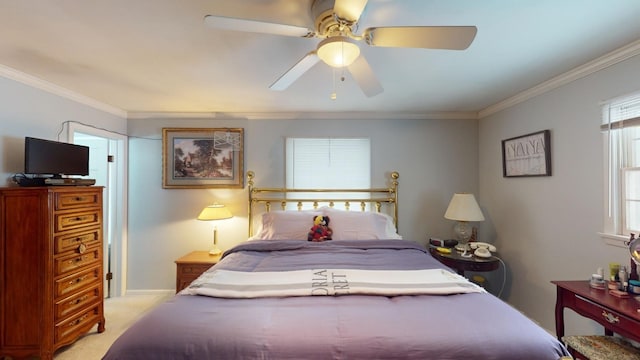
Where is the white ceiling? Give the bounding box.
[1,0,640,119]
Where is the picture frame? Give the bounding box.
[502,130,551,177]
[162,128,244,189]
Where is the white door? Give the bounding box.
[69,124,128,297]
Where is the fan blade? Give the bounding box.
[204,15,313,37]
[270,52,320,91]
[364,26,477,50]
[334,0,369,22]
[348,55,383,97]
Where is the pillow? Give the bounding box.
[249,210,321,240]
[322,207,402,240]
[375,212,403,240]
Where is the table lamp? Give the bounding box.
[197,203,232,255]
[444,193,485,252]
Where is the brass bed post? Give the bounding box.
[391,171,399,232]
[247,171,255,237]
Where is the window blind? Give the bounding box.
[286,138,371,189]
[601,93,640,130]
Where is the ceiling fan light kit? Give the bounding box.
[205,0,476,97]
[317,36,360,67]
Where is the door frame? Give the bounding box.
[68,123,128,297]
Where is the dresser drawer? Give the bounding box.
[55,248,101,276]
[55,209,101,233]
[55,266,101,298]
[55,304,102,344]
[575,295,640,336]
[55,227,101,255]
[176,264,214,292]
[178,263,214,277]
[55,285,101,320]
[55,191,101,211]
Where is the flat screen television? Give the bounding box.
[24,137,89,178]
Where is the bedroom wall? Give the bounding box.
[0,76,127,185]
[126,117,479,291]
[478,54,640,334]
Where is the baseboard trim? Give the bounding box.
[123,289,174,296]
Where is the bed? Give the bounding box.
[102,171,570,360]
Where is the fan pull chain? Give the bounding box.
[330,68,337,100]
[329,67,348,100]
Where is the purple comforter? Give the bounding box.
[102,240,569,360]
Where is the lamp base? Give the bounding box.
[209,247,221,256]
[453,220,473,253]
[455,243,470,252]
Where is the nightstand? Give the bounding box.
[175,251,222,293]
[428,246,499,276]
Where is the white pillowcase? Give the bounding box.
[249,210,321,240]
[248,208,401,241]
[322,207,402,240]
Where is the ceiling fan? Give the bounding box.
[204,0,477,97]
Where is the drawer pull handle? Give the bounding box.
[70,276,87,285]
[69,314,89,327]
[69,256,85,265]
[69,295,89,306]
[77,243,87,254]
[602,311,619,324]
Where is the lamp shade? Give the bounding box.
[444,193,485,222]
[197,204,232,221]
[317,36,360,68]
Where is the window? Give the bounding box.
[285,138,370,209]
[602,92,640,238]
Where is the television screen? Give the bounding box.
[24,137,89,177]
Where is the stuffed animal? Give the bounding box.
[307,215,333,242]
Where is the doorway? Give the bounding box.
[69,123,128,298]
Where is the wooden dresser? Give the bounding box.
[0,186,105,360]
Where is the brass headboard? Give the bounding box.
[247,171,399,237]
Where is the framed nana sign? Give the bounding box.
[502,130,551,177]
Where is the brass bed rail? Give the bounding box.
[247,171,399,237]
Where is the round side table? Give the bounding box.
[428,246,500,276]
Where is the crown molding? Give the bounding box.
[0,64,127,118]
[126,111,478,121]
[478,39,640,119]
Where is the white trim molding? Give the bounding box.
[125,289,174,296]
[479,39,640,119]
[126,111,479,121]
[598,232,631,248]
[0,64,127,118]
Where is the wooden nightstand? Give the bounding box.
[175,251,222,293]
[428,246,499,276]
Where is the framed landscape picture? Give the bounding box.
[162,128,244,189]
[502,130,551,177]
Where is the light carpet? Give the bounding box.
[54,293,172,360]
